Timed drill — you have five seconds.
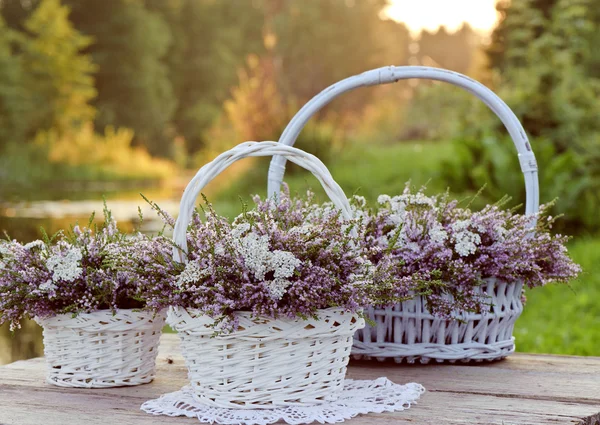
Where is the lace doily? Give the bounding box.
[141,377,425,425]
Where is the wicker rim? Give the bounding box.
[168,306,364,339]
[267,66,539,218]
[172,141,353,263]
[35,308,166,330]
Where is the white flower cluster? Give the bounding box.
[451,220,481,257]
[46,247,83,282]
[266,278,292,301]
[349,195,368,220]
[494,225,507,241]
[234,231,301,300]
[39,279,57,293]
[269,250,301,279]
[24,240,45,251]
[289,224,316,237]
[0,243,12,257]
[176,260,209,288]
[429,222,448,244]
[347,256,374,287]
[378,193,436,227]
[214,244,225,256]
[236,233,272,280]
[232,222,251,240]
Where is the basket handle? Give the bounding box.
[173,141,353,263]
[267,66,539,216]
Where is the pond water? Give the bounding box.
[0,180,188,365]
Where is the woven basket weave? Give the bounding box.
[168,307,364,408]
[267,66,540,363]
[169,141,365,408]
[35,309,166,388]
[353,278,523,363]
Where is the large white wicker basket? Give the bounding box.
[35,309,166,387]
[169,141,365,408]
[267,66,540,363]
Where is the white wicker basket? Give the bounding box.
[168,307,363,408]
[354,278,523,363]
[35,309,166,387]
[267,66,540,363]
[170,141,365,408]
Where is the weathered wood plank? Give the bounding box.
[0,334,598,425]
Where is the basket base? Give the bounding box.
[46,374,156,388]
[351,338,516,364]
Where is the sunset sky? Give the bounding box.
[385,0,500,35]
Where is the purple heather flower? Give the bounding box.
[0,206,163,330]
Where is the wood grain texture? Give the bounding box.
[0,334,598,425]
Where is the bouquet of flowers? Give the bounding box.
[0,205,167,387]
[351,185,581,363]
[365,187,580,314]
[133,187,414,332]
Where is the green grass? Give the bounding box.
[207,139,599,356]
[514,237,600,355]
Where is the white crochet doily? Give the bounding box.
[141,378,425,425]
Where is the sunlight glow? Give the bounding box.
[385,0,499,35]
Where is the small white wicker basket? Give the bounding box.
[267,66,540,363]
[169,141,365,408]
[35,309,166,388]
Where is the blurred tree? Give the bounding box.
[271,0,409,120]
[482,0,600,151]
[62,0,176,157]
[373,17,411,67]
[0,17,31,147]
[418,24,478,73]
[442,0,600,232]
[146,0,264,154]
[20,0,96,136]
[224,54,286,142]
[0,0,38,31]
[487,0,556,73]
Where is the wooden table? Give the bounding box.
[1,334,599,425]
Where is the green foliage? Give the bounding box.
[63,0,176,157]
[441,134,594,233]
[399,83,476,141]
[147,0,265,155]
[486,0,556,73]
[203,55,338,170]
[21,0,96,134]
[0,0,416,170]
[0,0,96,145]
[0,0,172,191]
[442,0,600,233]
[0,17,31,147]
[515,236,600,355]
[0,125,173,198]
